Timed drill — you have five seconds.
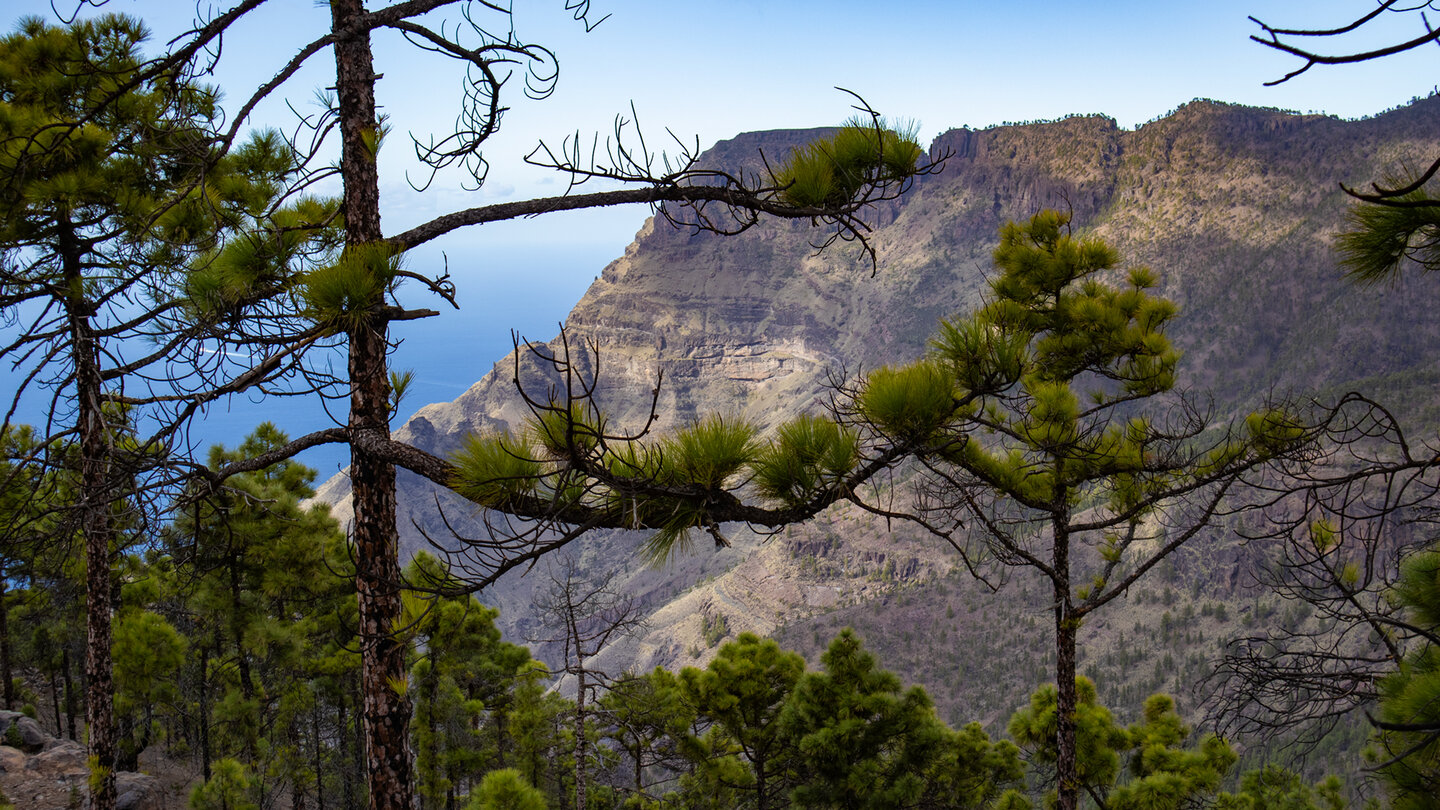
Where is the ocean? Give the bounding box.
[187,239,620,478]
[2,233,631,484]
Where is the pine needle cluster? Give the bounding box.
[775,117,922,208]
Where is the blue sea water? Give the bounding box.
[188,239,622,478]
[1,230,633,483]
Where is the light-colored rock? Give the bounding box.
[27,738,85,775]
[315,99,1440,727]
[0,745,23,774]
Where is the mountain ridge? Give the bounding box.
[316,97,1440,756]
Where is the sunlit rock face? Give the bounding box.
[317,98,1440,729]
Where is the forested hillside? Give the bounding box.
[321,98,1440,760]
[5,2,1440,807]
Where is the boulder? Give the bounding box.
[0,711,46,753]
[27,738,85,775]
[115,772,161,810]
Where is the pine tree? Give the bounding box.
[506,661,569,800]
[1214,765,1347,810]
[464,769,547,810]
[402,553,532,809]
[111,609,187,771]
[1368,544,1440,810]
[0,17,318,808]
[1010,681,1236,810]
[597,667,695,805]
[158,1,938,801]
[921,721,1026,810]
[6,6,936,805]
[846,210,1305,810]
[163,424,356,807]
[779,629,947,810]
[680,633,804,810]
[0,425,51,713]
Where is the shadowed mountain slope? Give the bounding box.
[316,98,1440,756]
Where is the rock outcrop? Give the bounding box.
[0,712,161,810]
[317,97,1440,732]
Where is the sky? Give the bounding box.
[13,1,1440,238]
[6,0,1440,470]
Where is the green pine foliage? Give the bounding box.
[1108,695,1237,810]
[465,768,548,810]
[779,629,948,810]
[1010,679,1238,810]
[839,210,1314,810]
[750,415,860,509]
[189,758,259,810]
[774,118,922,208]
[1214,765,1348,810]
[1369,545,1440,809]
[1337,188,1440,284]
[855,362,959,444]
[158,425,361,805]
[111,610,187,769]
[447,408,775,564]
[1008,677,1131,795]
[404,553,534,808]
[0,18,328,806]
[924,722,1026,810]
[450,432,544,510]
[506,660,573,801]
[301,242,403,333]
[597,668,695,805]
[680,633,805,810]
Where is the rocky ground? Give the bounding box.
[0,711,180,810]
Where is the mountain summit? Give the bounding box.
[317,97,1440,730]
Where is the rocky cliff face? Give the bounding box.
[317,98,1440,738]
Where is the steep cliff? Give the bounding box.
[316,97,1440,747]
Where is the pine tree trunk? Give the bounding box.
[756,756,770,810]
[70,232,117,810]
[63,646,75,740]
[49,668,61,737]
[79,367,116,810]
[574,670,587,810]
[1052,517,1079,810]
[633,736,642,799]
[0,577,13,710]
[199,644,212,782]
[329,3,412,808]
[349,227,411,810]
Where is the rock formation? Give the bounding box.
[0,711,160,810]
[316,97,1440,741]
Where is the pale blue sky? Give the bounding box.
[7,1,1440,466]
[11,1,1440,245]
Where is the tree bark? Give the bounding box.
[0,577,13,710]
[79,349,116,810]
[63,646,75,741]
[329,2,412,808]
[68,224,117,810]
[574,669,587,810]
[1052,516,1078,810]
